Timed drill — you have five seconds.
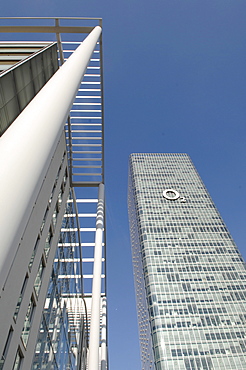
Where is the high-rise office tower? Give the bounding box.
[128,153,246,370]
[0,18,106,370]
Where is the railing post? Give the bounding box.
[88,183,105,370]
[101,297,107,370]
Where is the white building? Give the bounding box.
[0,17,106,370]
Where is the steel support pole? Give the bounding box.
[88,183,105,370]
[0,26,102,291]
[101,297,107,370]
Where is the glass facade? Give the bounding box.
[128,153,246,370]
[32,192,88,370]
[0,43,58,136]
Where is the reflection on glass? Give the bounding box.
[34,260,44,296]
[21,297,35,346]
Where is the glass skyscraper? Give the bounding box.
[128,153,246,370]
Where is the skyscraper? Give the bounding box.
[0,18,106,370]
[128,153,246,370]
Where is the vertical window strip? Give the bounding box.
[21,296,35,347]
[0,327,13,369]
[29,236,40,270]
[12,347,23,370]
[34,259,45,296]
[52,206,58,229]
[40,207,49,234]
[44,227,53,259]
[14,275,28,320]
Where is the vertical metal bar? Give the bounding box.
[55,18,65,65]
[88,183,104,370]
[101,297,107,370]
[99,32,105,184]
[67,116,73,185]
[71,188,84,296]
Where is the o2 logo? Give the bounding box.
[163,189,186,203]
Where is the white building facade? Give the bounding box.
[0,18,106,370]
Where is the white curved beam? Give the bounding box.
[0,26,102,292]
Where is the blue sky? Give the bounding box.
[1,1,246,369]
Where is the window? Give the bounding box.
[52,206,58,228]
[21,296,35,346]
[40,208,49,234]
[44,228,53,258]
[29,236,40,270]
[57,189,63,211]
[0,327,13,369]
[14,275,28,320]
[34,259,45,296]
[12,347,23,370]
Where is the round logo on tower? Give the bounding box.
[163,189,180,201]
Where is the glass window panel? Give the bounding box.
[45,228,53,258]
[12,347,23,370]
[0,327,13,370]
[5,97,19,123]
[34,259,44,296]
[21,296,35,347]
[14,275,28,320]
[29,236,40,270]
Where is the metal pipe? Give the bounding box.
[55,18,65,64]
[0,26,102,292]
[101,297,107,370]
[71,188,84,296]
[88,183,104,370]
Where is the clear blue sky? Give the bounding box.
[1,1,246,369]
